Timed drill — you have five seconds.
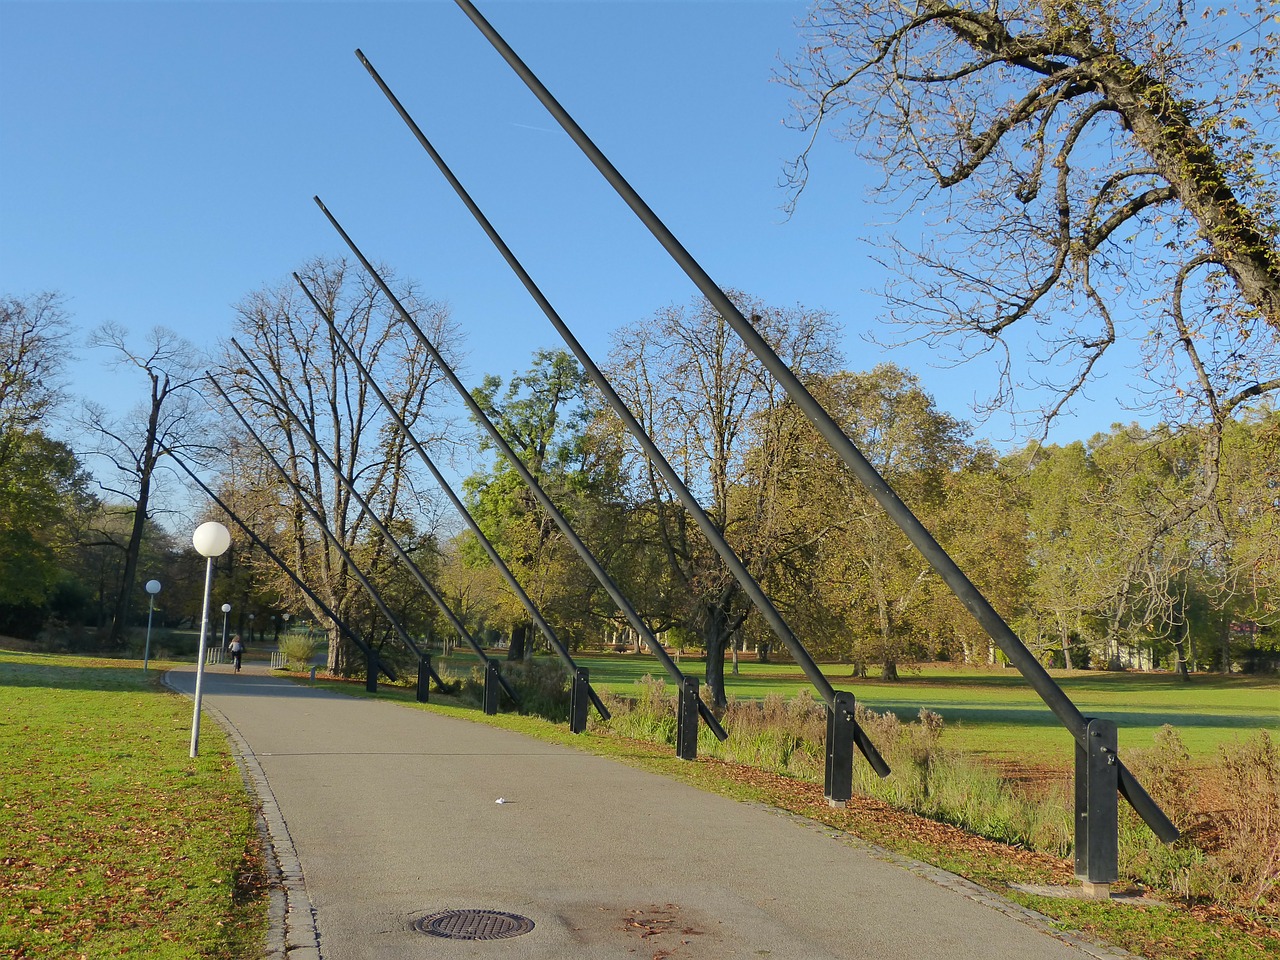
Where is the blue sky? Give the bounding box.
[2,0,1146,488]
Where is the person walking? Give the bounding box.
[228,634,244,673]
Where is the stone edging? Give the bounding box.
[163,670,321,959]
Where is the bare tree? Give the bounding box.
[0,292,72,452]
[782,0,1280,438]
[220,256,461,675]
[81,324,211,648]
[606,292,840,705]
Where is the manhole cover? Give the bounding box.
[412,909,535,941]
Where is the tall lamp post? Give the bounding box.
[220,603,232,653]
[248,612,255,645]
[143,580,161,671]
[191,521,231,758]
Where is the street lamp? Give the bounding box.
[143,580,161,671]
[220,603,232,653]
[190,521,231,758]
[248,612,255,645]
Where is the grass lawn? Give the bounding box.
[0,650,266,958]
[500,654,1279,767]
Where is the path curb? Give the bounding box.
[164,669,321,959]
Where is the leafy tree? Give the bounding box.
[781,365,972,679]
[0,431,90,637]
[465,349,602,658]
[0,291,80,636]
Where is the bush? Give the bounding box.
[278,634,318,671]
[455,658,574,721]
[1214,731,1280,907]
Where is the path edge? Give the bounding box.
[164,669,321,959]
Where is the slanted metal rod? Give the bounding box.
[303,285,608,722]
[450,0,1175,841]
[312,195,727,742]
[356,47,885,776]
[229,340,516,705]
[166,449,395,681]
[207,374,432,683]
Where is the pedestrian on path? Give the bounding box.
[228,634,244,673]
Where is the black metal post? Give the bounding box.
[449,0,1174,843]
[417,653,433,704]
[354,49,882,773]
[824,692,857,807]
[366,647,379,693]
[1075,719,1119,892]
[569,667,590,734]
[483,660,501,716]
[166,450,396,682]
[676,676,700,760]
[313,196,726,745]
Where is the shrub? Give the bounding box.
[278,634,318,671]
[1214,731,1280,907]
[455,658,574,721]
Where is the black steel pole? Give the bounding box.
[229,341,503,702]
[207,374,433,684]
[449,0,1176,843]
[312,195,727,742]
[165,449,395,681]
[355,48,886,777]
[300,285,609,722]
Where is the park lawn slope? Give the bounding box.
[0,650,266,959]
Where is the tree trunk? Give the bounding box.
[758,641,771,664]
[508,622,529,661]
[104,383,164,649]
[699,601,734,708]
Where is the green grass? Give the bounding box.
[466,654,1277,765]
[0,650,266,958]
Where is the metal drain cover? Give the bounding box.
[412,909,535,941]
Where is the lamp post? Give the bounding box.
[191,521,231,758]
[220,603,232,653]
[143,580,161,671]
[248,612,255,645]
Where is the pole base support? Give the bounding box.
[483,660,501,715]
[569,667,590,734]
[823,691,857,805]
[676,677,699,760]
[1081,881,1112,900]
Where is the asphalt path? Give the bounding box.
[167,663,1130,960]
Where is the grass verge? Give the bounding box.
[0,650,267,958]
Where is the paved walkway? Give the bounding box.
[167,664,1134,960]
